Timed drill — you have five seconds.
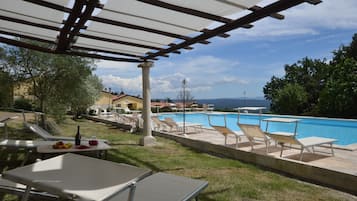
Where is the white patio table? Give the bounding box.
[263,117,300,136]
[1,153,152,201]
[37,140,112,159]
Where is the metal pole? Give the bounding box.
[182,79,186,135]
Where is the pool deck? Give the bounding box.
[92,115,357,195]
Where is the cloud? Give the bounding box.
[100,75,142,94]
[97,55,248,98]
[224,0,357,42]
[94,60,141,78]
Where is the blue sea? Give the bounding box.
[195,98,270,110]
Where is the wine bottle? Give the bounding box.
[75,125,81,145]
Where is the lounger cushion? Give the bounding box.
[107,172,208,201]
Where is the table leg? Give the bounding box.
[299,147,304,161]
[21,150,31,166]
[21,186,31,201]
[280,143,284,157]
[127,182,137,201]
[4,123,8,139]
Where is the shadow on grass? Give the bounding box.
[108,149,162,172]
[199,187,231,201]
[109,142,139,146]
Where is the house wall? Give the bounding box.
[113,96,143,110]
[92,91,116,111]
[13,80,36,101]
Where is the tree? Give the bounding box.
[264,33,357,117]
[318,58,357,117]
[273,84,308,115]
[177,79,195,106]
[0,70,13,107]
[67,75,103,119]
[2,40,102,121]
[264,58,329,114]
[263,76,285,111]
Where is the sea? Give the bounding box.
[195,98,270,110]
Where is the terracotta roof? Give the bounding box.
[113,94,142,101]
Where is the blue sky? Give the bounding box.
[94,0,357,99]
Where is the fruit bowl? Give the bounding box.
[52,141,72,149]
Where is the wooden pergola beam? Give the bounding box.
[72,45,145,59]
[56,0,84,52]
[0,36,54,53]
[67,51,143,62]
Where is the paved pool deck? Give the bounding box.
[92,115,357,195]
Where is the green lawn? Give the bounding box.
[1,113,356,201]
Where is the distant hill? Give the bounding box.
[196,98,270,110]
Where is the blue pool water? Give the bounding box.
[158,113,357,146]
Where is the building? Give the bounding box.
[90,90,117,114]
[13,79,36,101]
[112,93,143,112]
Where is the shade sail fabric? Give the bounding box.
[84,0,262,55]
[0,0,66,26]
[0,0,318,62]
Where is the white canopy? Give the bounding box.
[0,0,321,62]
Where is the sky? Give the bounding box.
[94,0,357,99]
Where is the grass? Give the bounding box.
[1,111,356,201]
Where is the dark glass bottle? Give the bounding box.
[75,125,81,146]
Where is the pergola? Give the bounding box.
[0,0,321,145]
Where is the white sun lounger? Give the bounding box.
[2,153,152,201]
[238,123,272,153]
[151,116,172,132]
[163,117,203,133]
[24,122,108,143]
[0,175,58,200]
[0,139,53,166]
[0,114,18,139]
[208,114,243,148]
[106,172,208,201]
[267,134,336,160]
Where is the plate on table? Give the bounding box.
[76,145,90,149]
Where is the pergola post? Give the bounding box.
[138,61,156,146]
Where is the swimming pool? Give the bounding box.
[158,113,357,146]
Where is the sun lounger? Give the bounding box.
[267,134,336,160]
[210,125,243,148]
[238,123,272,153]
[151,116,172,132]
[208,114,243,148]
[0,114,18,139]
[24,122,108,143]
[0,175,58,200]
[163,117,203,133]
[0,139,51,166]
[106,172,208,201]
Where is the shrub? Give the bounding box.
[13,98,32,111]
